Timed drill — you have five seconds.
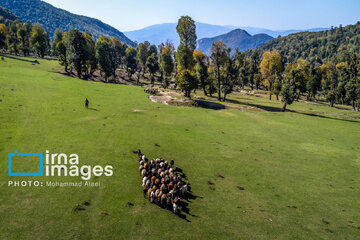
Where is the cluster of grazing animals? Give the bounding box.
[137,150,189,214]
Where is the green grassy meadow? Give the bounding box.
[0,57,360,239]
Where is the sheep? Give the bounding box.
[173,203,178,214]
[161,194,167,206]
[150,191,155,203]
[180,184,188,196]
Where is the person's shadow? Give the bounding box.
[87,108,98,111]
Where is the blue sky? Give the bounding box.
[44,0,359,31]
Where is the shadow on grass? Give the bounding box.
[195,99,226,110]
[0,54,40,64]
[87,108,99,111]
[226,97,360,123]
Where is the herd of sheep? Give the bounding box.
[137,150,189,214]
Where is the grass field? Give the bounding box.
[0,56,360,240]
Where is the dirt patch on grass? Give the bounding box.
[148,88,194,106]
[132,109,145,113]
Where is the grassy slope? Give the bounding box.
[0,57,359,240]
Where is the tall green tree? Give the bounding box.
[321,59,338,107]
[0,23,8,50]
[137,41,150,76]
[248,50,260,90]
[281,68,297,112]
[221,51,236,102]
[193,49,209,95]
[160,41,175,88]
[30,23,48,58]
[96,36,113,81]
[210,40,228,101]
[66,29,87,78]
[51,28,63,56]
[83,33,97,76]
[125,47,138,81]
[17,21,31,56]
[146,52,159,86]
[56,40,67,72]
[7,23,18,54]
[175,16,197,97]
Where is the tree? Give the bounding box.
[56,40,67,72]
[30,23,48,58]
[221,51,236,102]
[210,40,228,101]
[0,23,8,50]
[176,69,197,96]
[110,37,124,77]
[281,73,297,112]
[248,50,260,90]
[344,53,360,110]
[321,59,338,107]
[137,42,150,76]
[148,45,157,58]
[17,21,31,56]
[7,23,18,54]
[146,53,159,86]
[51,28,63,56]
[96,36,113,81]
[234,49,248,88]
[260,51,284,100]
[273,77,282,100]
[125,47,137,81]
[306,65,321,100]
[66,29,87,78]
[193,49,209,95]
[293,58,310,100]
[160,40,175,88]
[175,16,197,97]
[83,33,97,76]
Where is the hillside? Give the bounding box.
[197,29,273,55]
[251,22,360,64]
[0,5,20,27]
[0,0,134,45]
[124,22,237,47]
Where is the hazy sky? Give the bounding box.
[43,0,359,31]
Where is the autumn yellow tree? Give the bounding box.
[260,51,284,100]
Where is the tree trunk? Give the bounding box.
[203,87,208,96]
[217,66,221,101]
[276,94,279,101]
[282,102,287,112]
[269,94,272,101]
[352,100,356,111]
[330,100,334,108]
[223,93,227,102]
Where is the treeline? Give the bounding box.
[253,22,360,64]
[1,16,359,112]
[168,16,360,111]
[0,19,50,58]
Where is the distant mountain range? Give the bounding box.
[125,22,329,47]
[0,0,135,46]
[124,22,235,47]
[225,26,329,38]
[197,29,273,55]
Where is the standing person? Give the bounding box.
[85,98,89,108]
